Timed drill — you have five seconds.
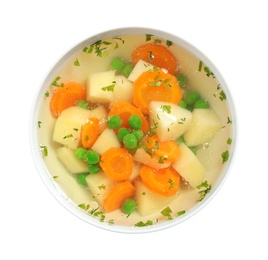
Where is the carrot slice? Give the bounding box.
[144,135,181,163]
[50,82,86,117]
[133,69,182,115]
[140,165,180,197]
[81,118,100,148]
[131,43,177,75]
[100,147,133,181]
[103,181,135,212]
[108,101,149,132]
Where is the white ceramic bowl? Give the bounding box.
[30,27,237,233]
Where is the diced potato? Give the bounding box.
[53,106,93,149]
[183,109,222,146]
[56,147,88,174]
[91,128,121,155]
[128,60,155,82]
[149,101,192,142]
[53,106,107,149]
[172,143,205,188]
[135,180,177,216]
[86,171,115,205]
[87,70,116,103]
[134,148,171,170]
[109,75,134,108]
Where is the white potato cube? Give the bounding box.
[128,60,155,82]
[56,147,88,174]
[53,106,93,149]
[183,109,222,146]
[53,106,108,149]
[149,101,192,142]
[134,148,171,170]
[91,128,121,155]
[129,162,142,182]
[86,171,115,205]
[87,70,116,103]
[172,143,205,188]
[135,180,177,216]
[109,75,133,107]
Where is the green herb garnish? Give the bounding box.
[196,180,212,202]
[40,145,48,157]
[221,150,229,163]
[101,83,115,92]
[161,105,171,114]
[63,134,73,139]
[51,76,64,87]
[135,220,153,227]
[74,58,80,66]
[177,210,186,217]
[38,121,42,128]
[161,206,173,220]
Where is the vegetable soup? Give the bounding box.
[35,30,235,230]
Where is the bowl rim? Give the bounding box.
[29,26,237,234]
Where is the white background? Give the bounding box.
[1,0,267,259]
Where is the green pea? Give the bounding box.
[74,147,88,160]
[117,127,130,142]
[111,57,125,71]
[107,115,122,129]
[84,150,100,164]
[123,133,138,149]
[121,64,133,77]
[184,91,200,105]
[122,199,136,214]
[176,74,188,88]
[178,100,188,109]
[77,173,88,185]
[88,163,101,174]
[132,129,144,141]
[128,114,142,129]
[194,99,209,109]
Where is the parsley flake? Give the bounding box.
[196,180,212,202]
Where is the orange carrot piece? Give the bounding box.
[50,82,86,117]
[144,135,181,163]
[108,101,149,132]
[133,69,182,115]
[81,118,100,148]
[100,147,133,181]
[140,165,180,197]
[103,181,135,212]
[131,43,177,75]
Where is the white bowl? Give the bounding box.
[30,27,237,233]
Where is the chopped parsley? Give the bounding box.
[51,76,64,87]
[40,145,48,157]
[38,121,42,128]
[78,203,90,211]
[83,37,124,57]
[161,105,171,114]
[98,184,106,190]
[196,180,212,202]
[101,83,116,92]
[221,150,229,163]
[198,60,215,78]
[74,58,80,66]
[227,138,232,145]
[177,210,186,217]
[63,134,73,139]
[45,91,49,97]
[135,220,154,227]
[161,206,173,220]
